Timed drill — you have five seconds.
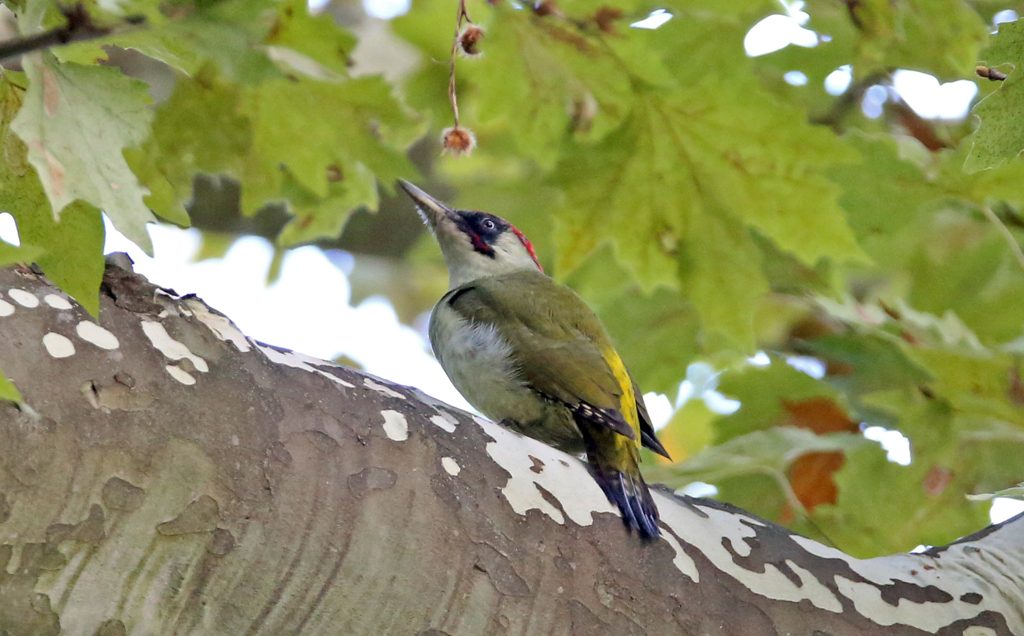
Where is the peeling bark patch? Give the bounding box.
[430,413,458,433]
[961,592,983,604]
[657,494,853,612]
[42,332,75,358]
[166,364,196,385]
[42,294,72,310]
[141,320,209,372]
[480,417,616,528]
[785,533,1024,632]
[347,466,398,497]
[381,409,409,441]
[441,457,461,476]
[157,495,220,535]
[528,455,545,474]
[257,344,355,388]
[186,299,251,352]
[207,527,235,556]
[0,492,9,523]
[0,297,13,316]
[658,525,700,583]
[364,378,405,400]
[7,288,38,308]
[95,619,127,636]
[75,321,119,350]
[101,477,145,511]
[46,503,106,544]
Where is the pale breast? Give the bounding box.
[429,303,544,424]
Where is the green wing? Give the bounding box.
[443,270,638,441]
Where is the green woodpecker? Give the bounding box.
[399,180,670,539]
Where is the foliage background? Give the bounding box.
[1,0,1023,557]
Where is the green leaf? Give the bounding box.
[18,202,105,316]
[276,162,378,246]
[0,239,42,266]
[240,75,418,236]
[58,0,280,83]
[714,361,842,442]
[126,67,251,223]
[817,443,991,556]
[829,134,940,260]
[0,371,20,403]
[264,0,356,76]
[553,82,862,347]
[966,19,1024,172]
[11,54,155,252]
[804,0,986,79]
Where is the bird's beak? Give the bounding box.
[398,179,457,230]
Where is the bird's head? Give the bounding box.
[399,180,542,288]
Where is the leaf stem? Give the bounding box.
[447,0,472,128]
[980,204,1024,271]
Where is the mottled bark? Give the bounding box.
[0,260,1021,636]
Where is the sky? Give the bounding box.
[2,0,1022,525]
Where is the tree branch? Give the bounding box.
[1,260,1022,634]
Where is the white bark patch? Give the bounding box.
[43,293,72,310]
[381,409,409,441]
[656,495,846,613]
[430,413,457,433]
[657,524,700,582]
[140,321,209,373]
[441,457,461,476]
[165,364,196,386]
[257,344,356,388]
[186,299,251,352]
[0,298,13,317]
[785,560,843,612]
[42,332,75,358]
[76,321,119,350]
[7,288,38,308]
[480,416,616,528]
[364,378,405,400]
[789,532,1024,633]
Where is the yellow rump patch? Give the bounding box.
[600,344,640,447]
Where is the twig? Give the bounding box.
[0,3,144,64]
[447,0,472,129]
[980,204,1024,271]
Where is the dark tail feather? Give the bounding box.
[588,463,661,540]
[641,429,671,460]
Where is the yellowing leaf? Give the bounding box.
[1,77,105,315]
[12,54,155,252]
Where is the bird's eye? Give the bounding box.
[481,219,496,231]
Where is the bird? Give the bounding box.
[399,180,670,539]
